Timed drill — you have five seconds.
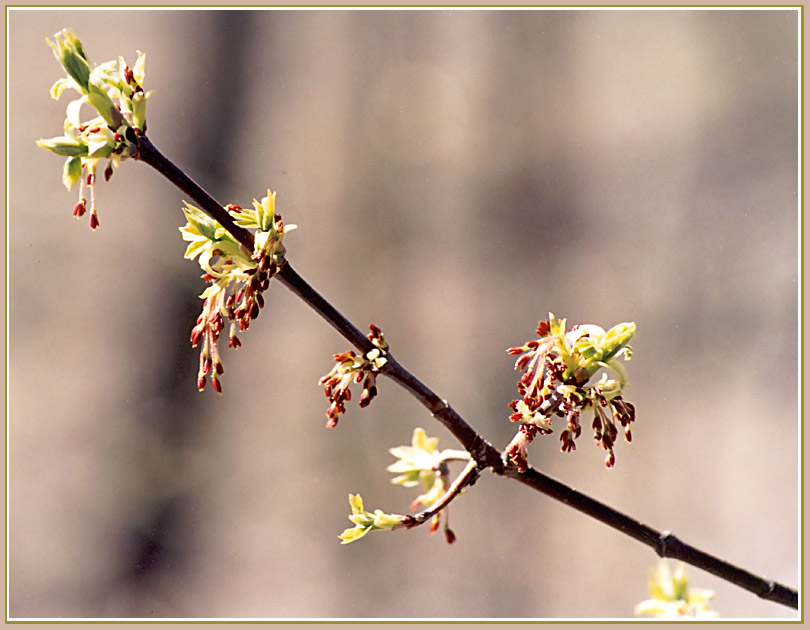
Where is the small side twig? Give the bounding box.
[399,459,479,529]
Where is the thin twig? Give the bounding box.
[399,459,479,529]
[134,134,799,611]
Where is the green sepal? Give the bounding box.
[61,156,82,190]
[130,91,147,130]
[602,358,629,387]
[183,203,220,242]
[85,89,123,129]
[36,135,88,157]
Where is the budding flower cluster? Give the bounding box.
[319,324,388,427]
[181,191,296,393]
[505,314,636,470]
[37,28,152,229]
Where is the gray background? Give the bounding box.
[8,8,799,619]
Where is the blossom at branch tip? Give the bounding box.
[505,313,637,469]
[635,561,718,619]
[37,28,153,229]
[338,494,406,544]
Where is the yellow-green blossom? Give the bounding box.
[338,494,405,544]
[387,427,469,492]
[178,194,295,393]
[38,28,154,229]
[635,562,718,619]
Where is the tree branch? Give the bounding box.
[133,134,798,611]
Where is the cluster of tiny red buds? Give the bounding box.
[65,110,141,231]
[227,231,277,346]
[180,194,292,395]
[190,251,278,394]
[190,284,227,393]
[504,321,564,470]
[506,320,635,470]
[506,315,636,468]
[503,424,540,473]
[559,397,583,454]
[591,393,635,468]
[319,324,389,427]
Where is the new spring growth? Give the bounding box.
[635,561,718,619]
[338,494,406,545]
[37,28,152,230]
[319,324,388,427]
[340,428,470,544]
[181,191,296,393]
[388,428,470,541]
[506,314,636,470]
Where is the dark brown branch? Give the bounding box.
[134,135,377,357]
[134,135,255,252]
[508,468,798,608]
[133,134,798,612]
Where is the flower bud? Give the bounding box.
[599,322,636,361]
[130,90,147,130]
[47,28,92,93]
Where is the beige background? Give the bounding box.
[8,8,799,619]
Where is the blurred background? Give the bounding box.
[8,8,799,619]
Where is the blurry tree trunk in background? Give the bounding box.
[97,12,257,617]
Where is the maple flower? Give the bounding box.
[181,192,295,393]
[318,324,389,426]
[37,28,153,229]
[506,314,636,468]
